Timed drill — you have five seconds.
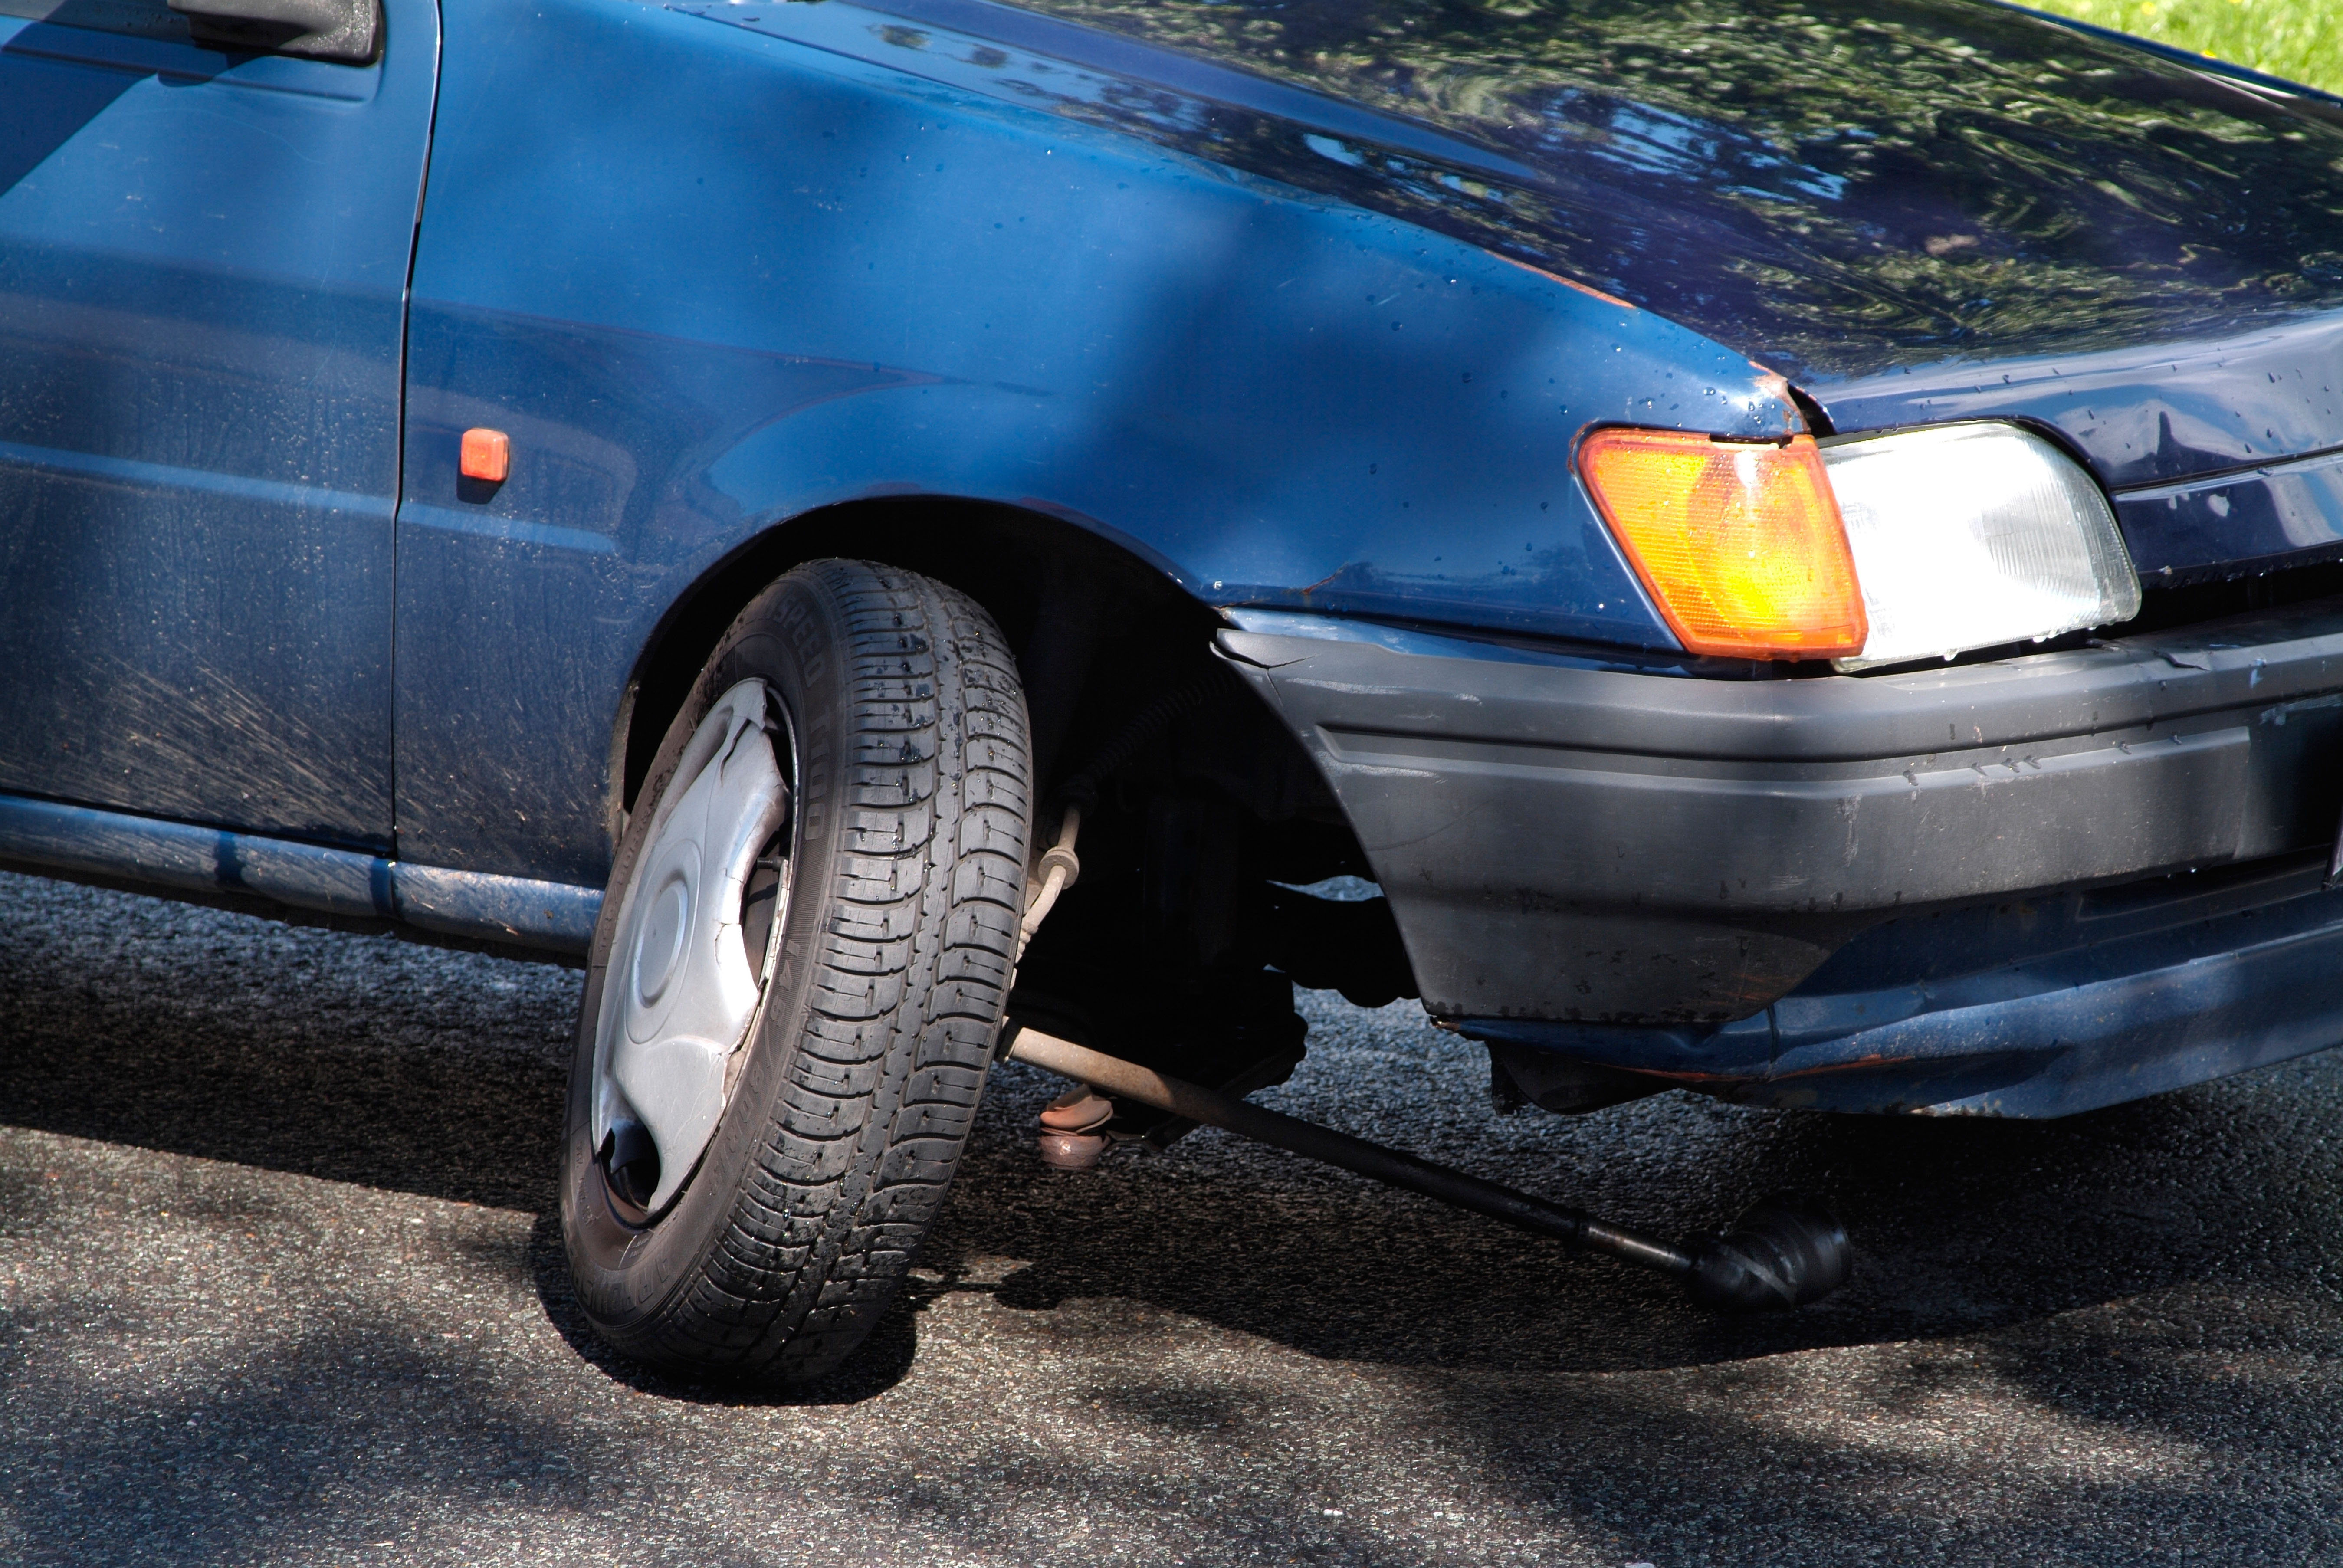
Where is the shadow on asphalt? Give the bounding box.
[0,871,2329,1386]
[7,872,2343,1563]
[921,1060,2318,1377]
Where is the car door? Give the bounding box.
[0,0,435,850]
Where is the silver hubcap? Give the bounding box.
[591,679,791,1216]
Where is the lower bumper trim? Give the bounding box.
[1462,869,2343,1116]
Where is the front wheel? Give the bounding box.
[560,558,1032,1383]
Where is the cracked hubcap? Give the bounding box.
[591,679,792,1217]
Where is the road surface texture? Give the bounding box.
[0,868,2336,1565]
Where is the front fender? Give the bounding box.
[394,0,1800,884]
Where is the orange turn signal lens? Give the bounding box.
[1577,428,1867,659]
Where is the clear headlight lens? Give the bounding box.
[1822,422,2140,672]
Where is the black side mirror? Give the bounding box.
[166,0,378,62]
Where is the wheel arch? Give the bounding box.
[606,493,1219,844]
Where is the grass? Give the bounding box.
[2019,0,2343,97]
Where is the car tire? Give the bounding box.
[560,558,1031,1383]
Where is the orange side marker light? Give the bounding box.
[460,427,511,484]
[1576,428,1866,659]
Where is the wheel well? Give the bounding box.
[615,497,1208,820]
[615,494,1418,1053]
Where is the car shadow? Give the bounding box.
[919,1046,2327,1378]
[0,873,578,1214]
[0,870,2330,1391]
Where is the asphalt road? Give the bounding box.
[0,869,2338,1565]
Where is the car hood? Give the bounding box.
[850,0,2343,487]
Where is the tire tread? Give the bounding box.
[607,559,1030,1381]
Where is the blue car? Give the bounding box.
[8,0,2343,1376]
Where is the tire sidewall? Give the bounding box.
[561,568,850,1340]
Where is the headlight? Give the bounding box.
[1576,420,2140,668]
[1822,422,2140,672]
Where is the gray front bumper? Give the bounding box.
[1218,601,2343,1024]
